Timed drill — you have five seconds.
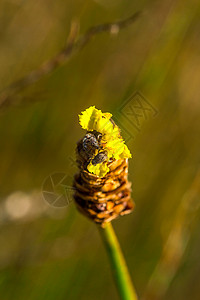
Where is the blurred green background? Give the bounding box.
[0,0,200,299]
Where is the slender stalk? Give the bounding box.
[98,222,138,300]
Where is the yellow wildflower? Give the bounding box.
[79,106,132,177]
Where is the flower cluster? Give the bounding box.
[79,106,132,177]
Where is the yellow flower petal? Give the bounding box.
[87,161,110,177]
[120,144,132,159]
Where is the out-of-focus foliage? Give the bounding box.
[0,0,200,299]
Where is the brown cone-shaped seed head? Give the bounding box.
[73,135,134,227]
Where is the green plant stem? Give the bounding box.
[98,222,138,300]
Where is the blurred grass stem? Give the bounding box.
[0,12,140,109]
